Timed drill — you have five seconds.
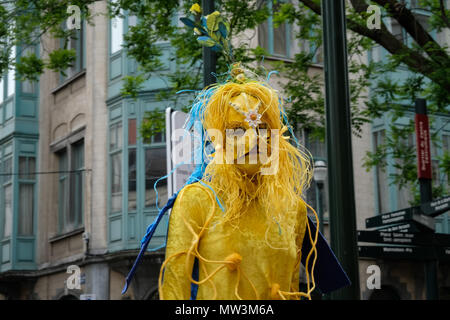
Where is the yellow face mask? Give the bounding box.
[223,92,271,176]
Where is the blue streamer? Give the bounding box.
[267,70,279,82]
[121,192,178,295]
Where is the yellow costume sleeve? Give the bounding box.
[159,184,212,300]
[290,200,308,295]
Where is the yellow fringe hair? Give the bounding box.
[201,81,313,227]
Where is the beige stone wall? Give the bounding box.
[30,1,110,300]
[36,1,109,269]
[32,267,86,300]
[37,39,87,265]
[83,0,109,254]
[110,270,135,300]
[352,121,376,230]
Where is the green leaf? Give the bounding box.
[206,11,221,31]
[15,53,44,82]
[197,36,215,47]
[47,49,77,73]
[218,21,228,38]
[180,17,196,28]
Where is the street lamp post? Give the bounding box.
[314,160,328,235]
[202,0,216,87]
[321,0,360,299]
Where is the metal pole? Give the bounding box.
[317,182,324,235]
[321,0,360,300]
[202,0,216,87]
[415,98,439,300]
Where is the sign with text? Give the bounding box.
[376,222,421,233]
[415,113,432,179]
[365,207,435,231]
[358,230,430,246]
[421,196,450,217]
[358,245,431,261]
[358,231,450,247]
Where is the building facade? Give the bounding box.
[0,0,449,300]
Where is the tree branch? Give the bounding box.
[297,0,450,92]
[439,0,450,29]
[372,0,449,66]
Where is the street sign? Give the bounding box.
[421,195,450,217]
[358,245,432,261]
[415,113,432,179]
[365,207,435,231]
[358,231,450,246]
[357,230,431,246]
[375,222,422,233]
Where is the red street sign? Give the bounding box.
[415,113,432,179]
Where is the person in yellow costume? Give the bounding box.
[120,5,351,299]
[158,65,319,300]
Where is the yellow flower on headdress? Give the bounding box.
[190,3,201,14]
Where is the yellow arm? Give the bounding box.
[159,183,212,300]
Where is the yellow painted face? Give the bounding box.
[224,93,270,176]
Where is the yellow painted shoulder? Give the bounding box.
[172,182,218,226]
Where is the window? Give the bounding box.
[18,184,34,236]
[390,19,405,44]
[71,140,84,228]
[110,122,122,213]
[128,119,137,211]
[145,146,167,209]
[57,140,84,233]
[303,129,328,223]
[58,150,68,231]
[304,129,326,160]
[2,151,12,238]
[7,45,15,97]
[142,118,167,209]
[110,2,124,55]
[409,0,427,9]
[20,46,37,94]
[60,21,85,84]
[405,3,435,45]
[258,0,290,58]
[3,184,12,238]
[374,130,389,214]
[311,41,323,65]
[0,78,4,104]
[109,110,168,217]
[18,156,35,236]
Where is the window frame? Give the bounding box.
[51,129,85,235]
[257,0,292,59]
[109,119,123,215]
[17,155,36,237]
[58,19,86,86]
[1,143,13,240]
